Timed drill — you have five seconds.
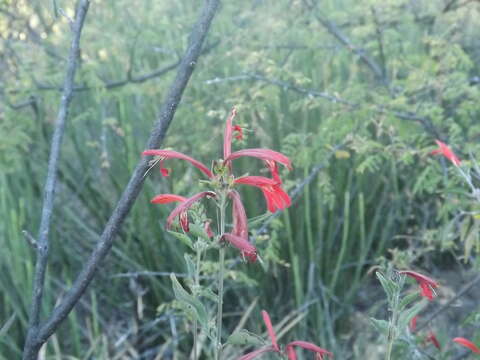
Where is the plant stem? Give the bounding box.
[193,244,202,360]
[215,195,227,360]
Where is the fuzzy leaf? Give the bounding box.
[168,231,194,250]
[170,273,208,327]
[226,329,266,346]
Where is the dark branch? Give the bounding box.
[27,0,220,355]
[22,0,91,359]
[303,0,389,87]
[206,73,442,139]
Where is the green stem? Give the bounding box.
[193,244,202,360]
[215,195,227,360]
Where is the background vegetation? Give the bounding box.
[1,0,480,358]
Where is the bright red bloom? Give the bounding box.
[431,140,461,166]
[453,337,480,354]
[262,310,280,351]
[235,176,291,213]
[226,148,292,170]
[222,233,257,262]
[142,149,213,178]
[233,125,243,140]
[165,191,216,231]
[426,332,441,349]
[229,190,248,239]
[410,316,417,332]
[150,194,186,204]
[223,107,238,160]
[399,270,439,301]
[285,341,333,360]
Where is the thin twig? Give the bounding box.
[24,1,220,358]
[303,0,388,86]
[22,1,90,359]
[416,272,480,332]
[207,72,442,139]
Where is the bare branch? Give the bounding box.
[303,0,389,87]
[22,0,91,359]
[22,0,220,357]
[206,72,443,139]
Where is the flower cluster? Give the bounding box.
[399,270,439,301]
[143,107,292,261]
[239,310,333,360]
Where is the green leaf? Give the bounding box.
[168,231,194,250]
[170,273,208,327]
[398,299,428,330]
[189,223,211,241]
[226,329,266,346]
[398,292,420,312]
[376,272,397,301]
[184,254,196,282]
[369,318,390,336]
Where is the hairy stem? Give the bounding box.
[193,244,202,360]
[215,195,227,360]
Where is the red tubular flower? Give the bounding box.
[223,107,238,160]
[410,316,418,332]
[150,194,186,204]
[165,191,216,231]
[261,310,280,351]
[235,176,291,213]
[238,346,277,360]
[222,233,257,262]
[431,140,461,166]
[453,337,480,354]
[398,270,439,301]
[226,148,292,170]
[142,149,213,178]
[285,341,333,360]
[426,332,441,349]
[229,190,248,239]
[233,125,243,140]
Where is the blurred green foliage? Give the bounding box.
[1,0,480,358]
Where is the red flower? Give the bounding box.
[285,341,333,360]
[431,140,461,166]
[142,149,213,178]
[453,337,480,354]
[150,194,186,204]
[410,316,418,332]
[235,176,291,213]
[221,233,257,262]
[229,190,248,239]
[262,310,280,351]
[426,332,441,349]
[165,191,216,231]
[233,125,243,140]
[399,270,439,301]
[226,148,292,170]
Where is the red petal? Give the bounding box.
[229,190,248,239]
[427,332,441,349]
[204,220,214,238]
[420,282,434,301]
[238,346,277,360]
[143,149,213,178]
[222,233,257,262]
[261,311,279,351]
[233,125,243,140]
[151,194,187,204]
[410,316,417,332]
[235,176,278,187]
[265,160,281,183]
[453,337,480,354]
[227,148,292,170]
[223,107,238,160]
[399,270,438,300]
[286,341,333,358]
[166,191,216,229]
[432,140,461,166]
[286,346,297,360]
